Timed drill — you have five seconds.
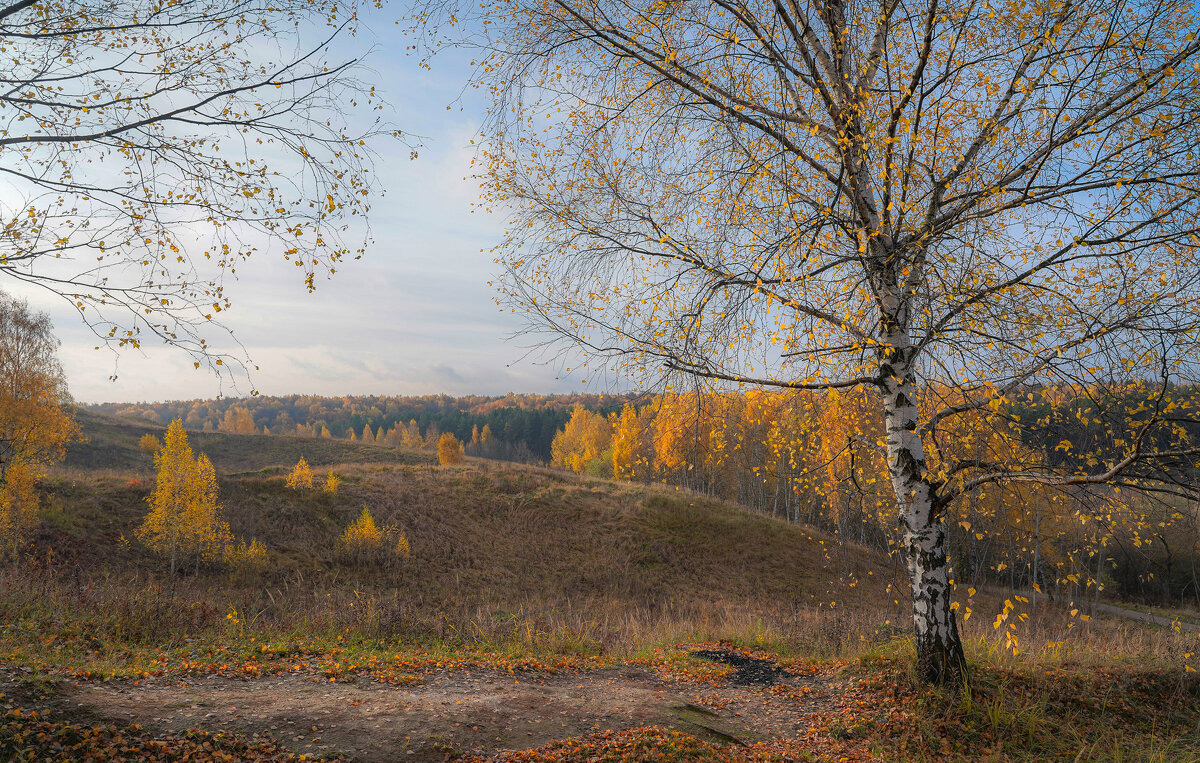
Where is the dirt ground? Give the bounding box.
[25,662,834,761]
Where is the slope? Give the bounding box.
[27,412,890,655]
[60,410,429,474]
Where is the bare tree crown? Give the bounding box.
[1,0,400,380]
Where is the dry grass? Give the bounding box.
[16,425,1200,677]
[55,410,430,475]
[4,448,903,674]
[5,420,1198,762]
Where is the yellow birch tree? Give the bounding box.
[0,292,81,556]
[431,0,1200,685]
[137,420,231,574]
[438,432,465,465]
[0,459,39,560]
[286,457,315,489]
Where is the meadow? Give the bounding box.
[1,413,1198,762]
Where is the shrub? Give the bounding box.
[341,507,383,552]
[339,506,410,566]
[225,538,269,576]
[438,432,464,465]
[323,468,341,495]
[138,433,161,456]
[285,457,314,489]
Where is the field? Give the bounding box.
[2,414,1199,762]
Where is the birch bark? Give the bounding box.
[878,283,968,685]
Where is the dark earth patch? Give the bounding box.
[690,649,788,686]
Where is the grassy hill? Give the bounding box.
[24,411,889,658]
[5,413,1199,763]
[60,410,428,474]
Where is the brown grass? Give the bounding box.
[13,418,1200,679]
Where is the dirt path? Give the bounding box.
[42,664,833,761]
[1094,602,1200,633]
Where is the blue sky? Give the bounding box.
[10,10,583,404]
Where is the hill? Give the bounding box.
[5,410,1199,763]
[30,411,888,654]
[59,410,430,475]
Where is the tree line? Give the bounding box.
[550,387,1200,611]
[88,393,628,462]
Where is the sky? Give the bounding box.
[5,8,584,404]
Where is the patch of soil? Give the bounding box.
[690,649,787,686]
[10,664,835,762]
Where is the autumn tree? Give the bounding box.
[434,0,1200,684]
[0,292,81,481]
[138,434,162,457]
[611,404,654,481]
[0,0,401,377]
[550,406,612,474]
[437,432,465,465]
[286,457,315,489]
[401,419,424,449]
[324,468,342,495]
[0,460,39,559]
[137,420,231,574]
[0,292,81,554]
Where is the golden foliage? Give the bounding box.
[0,459,40,559]
[339,506,410,566]
[551,406,611,474]
[136,420,232,574]
[400,419,423,449]
[437,432,465,465]
[0,293,82,555]
[285,457,314,490]
[137,434,161,456]
[323,468,341,495]
[220,407,257,434]
[225,538,269,576]
[341,507,383,551]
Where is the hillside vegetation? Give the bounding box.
[4,414,1198,763]
[19,413,887,660]
[59,411,425,474]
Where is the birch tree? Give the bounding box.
[0,290,80,482]
[425,0,1200,683]
[0,0,400,377]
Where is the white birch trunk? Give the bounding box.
[879,290,967,685]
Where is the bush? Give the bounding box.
[323,468,341,495]
[339,507,409,566]
[137,433,161,455]
[225,538,269,576]
[285,457,314,489]
[438,432,464,465]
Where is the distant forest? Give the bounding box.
[85,393,632,463]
